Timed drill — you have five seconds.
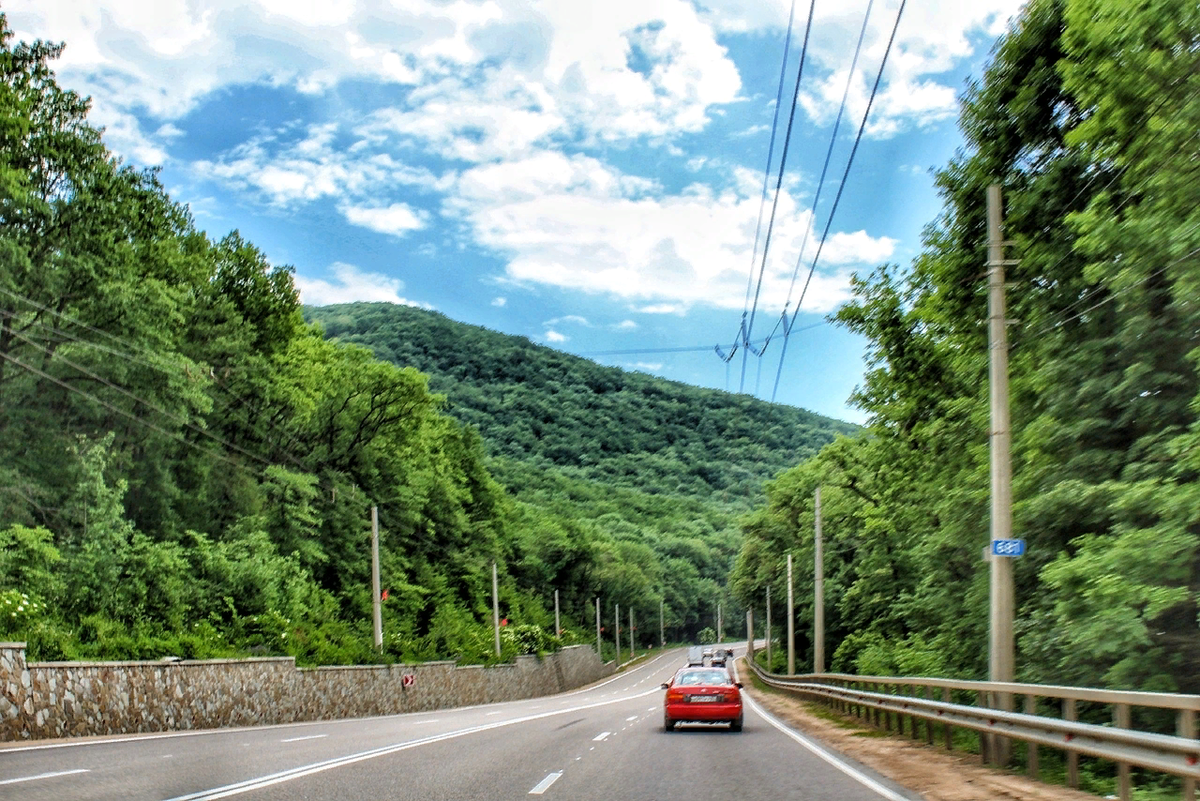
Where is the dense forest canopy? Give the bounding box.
[732,0,1200,695]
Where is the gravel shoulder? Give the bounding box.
[739,667,1101,801]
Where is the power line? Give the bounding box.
[735,0,818,394]
[772,0,907,402]
[742,0,800,317]
[581,321,830,358]
[4,327,292,472]
[764,0,876,349]
[0,286,320,478]
[0,349,273,481]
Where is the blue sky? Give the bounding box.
[11,0,1024,424]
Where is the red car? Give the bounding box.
[661,667,744,732]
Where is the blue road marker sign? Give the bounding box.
[991,538,1026,557]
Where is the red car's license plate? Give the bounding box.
[688,695,721,702]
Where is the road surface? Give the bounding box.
[0,648,921,801]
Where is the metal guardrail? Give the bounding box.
[746,659,1200,801]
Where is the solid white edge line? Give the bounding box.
[528,771,563,795]
[742,694,913,801]
[0,768,90,786]
[161,687,662,801]
[280,734,327,743]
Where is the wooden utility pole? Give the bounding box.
[814,486,825,674]
[371,505,382,651]
[987,183,1015,764]
[786,553,795,675]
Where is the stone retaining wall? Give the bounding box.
[0,643,612,742]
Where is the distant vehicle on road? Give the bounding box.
[686,646,705,666]
[710,647,727,667]
[661,667,744,732]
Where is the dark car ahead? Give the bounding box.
[661,667,743,732]
[710,647,728,667]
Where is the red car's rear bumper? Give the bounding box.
[664,700,743,723]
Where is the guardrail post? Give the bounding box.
[1025,694,1038,779]
[925,686,934,745]
[943,687,952,750]
[1115,702,1132,801]
[1064,698,1079,788]
[977,691,989,764]
[1180,709,1196,801]
[909,685,920,740]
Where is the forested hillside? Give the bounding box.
[306,302,855,501]
[0,16,791,666]
[733,0,1200,695]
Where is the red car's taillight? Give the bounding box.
[666,688,686,703]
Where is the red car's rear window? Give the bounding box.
[674,669,734,686]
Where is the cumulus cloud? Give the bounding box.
[614,320,638,330]
[451,150,892,314]
[491,296,507,307]
[544,330,568,343]
[296,262,430,306]
[341,203,426,237]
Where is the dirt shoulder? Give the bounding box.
[739,667,1100,801]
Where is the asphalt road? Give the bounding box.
[0,647,922,801]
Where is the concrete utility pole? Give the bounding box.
[814,486,825,674]
[492,561,501,658]
[629,607,634,658]
[660,599,665,648]
[987,183,1015,764]
[786,553,795,675]
[766,585,772,669]
[371,505,382,652]
[746,609,754,660]
[615,602,621,667]
[717,602,723,644]
[595,597,601,656]
[554,589,560,638]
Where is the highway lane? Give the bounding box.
[0,647,921,801]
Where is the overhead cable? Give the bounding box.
[771,0,907,402]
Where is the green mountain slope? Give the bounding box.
[305,302,856,504]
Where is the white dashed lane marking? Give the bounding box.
[0,769,90,786]
[529,771,563,795]
[592,732,611,741]
[281,734,327,743]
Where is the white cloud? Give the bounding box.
[613,320,638,330]
[544,315,590,327]
[192,123,437,206]
[626,361,663,372]
[341,203,426,237]
[452,150,892,314]
[296,262,431,307]
[638,304,687,314]
[544,330,568,343]
[491,296,507,307]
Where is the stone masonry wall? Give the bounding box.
[0,643,612,742]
